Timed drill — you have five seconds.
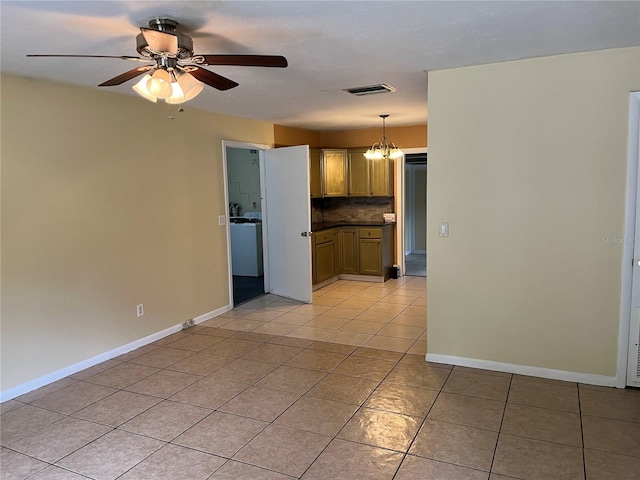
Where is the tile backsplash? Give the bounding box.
[312,197,394,224]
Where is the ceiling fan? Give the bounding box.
[27,18,288,104]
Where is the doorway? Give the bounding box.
[225,146,266,306]
[404,153,427,276]
[222,141,313,307]
[619,91,640,388]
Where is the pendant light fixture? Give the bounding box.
[365,114,403,160]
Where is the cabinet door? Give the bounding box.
[332,229,342,275]
[309,148,322,198]
[322,150,348,197]
[315,241,336,283]
[348,149,369,196]
[359,238,382,276]
[341,228,358,274]
[370,156,394,196]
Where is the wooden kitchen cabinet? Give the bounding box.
[313,228,341,285]
[358,228,383,276]
[322,149,348,197]
[313,225,393,285]
[370,155,394,196]
[315,241,336,284]
[347,149,369,196]
[347,148,394,197]
[332,228,342,276]
[310,148,322,198]
[341,228,358,274]
[358,226,394,279]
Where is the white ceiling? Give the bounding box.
[1,1,639,130]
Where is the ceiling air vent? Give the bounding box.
[344,84,396,96]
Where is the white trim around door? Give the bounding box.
[617,91,640,388]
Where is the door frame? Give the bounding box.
[222,140,271,307]
[395,147,428,276]
[617,91,640,388]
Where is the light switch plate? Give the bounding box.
[439,222,449,237]
[218,215,226,226]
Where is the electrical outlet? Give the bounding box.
[136,304,144,317]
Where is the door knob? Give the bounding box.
[301,232,312,237]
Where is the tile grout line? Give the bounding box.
[487,371,513,477]
[578,384,587,480]
[297,347,410,479]
[389,363,456,479]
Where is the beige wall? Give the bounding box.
[274,125,322,147]
[274,124,427,149]
[427,47,640,377]
[1,74,274,391]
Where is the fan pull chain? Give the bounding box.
[167,103,185,120]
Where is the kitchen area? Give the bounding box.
[226,124,427,304]
[309,147,396,288]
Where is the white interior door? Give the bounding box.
[263,146,312,303]
[627,127,640,387]
[629,221,640,387]
[625,92,640,387]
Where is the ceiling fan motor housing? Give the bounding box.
[136,19,194,60]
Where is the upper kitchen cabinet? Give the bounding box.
[369,154,394,196]
[310,148,322,198]
[347,148,369,197]
[322,149,348,197]
[348,148,394,197]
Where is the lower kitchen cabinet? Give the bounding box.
[313,225,393,285]
[341,228,358,274]
[358,227,393,278]
[313,228,341,285]
[359,238,382,276]
[315,241,335,284]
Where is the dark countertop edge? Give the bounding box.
[312,222,395,232]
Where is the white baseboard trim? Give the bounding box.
[193,305,232,325]
[426,353,618,387]
[1,306,232,402]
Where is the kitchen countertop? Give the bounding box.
[312,221,394,232]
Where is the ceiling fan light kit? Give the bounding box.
[365,114,403,160]
[27,18,288,110]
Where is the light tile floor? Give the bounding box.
[1,279,639,479]
[404,253,427,277]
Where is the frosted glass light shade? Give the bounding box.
[177,73,204,101]
[364,148,385,160]
[132,75,157,103]
[165,72,204,104]
[146,69,172,99]
[165,81,186,105]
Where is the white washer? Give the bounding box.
[230,218,263,277]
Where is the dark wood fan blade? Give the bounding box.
[199,55,288,68]
[141,28,178,54]
[27,54,148,62]
[98,66,153,87]
[187,67,239,91]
